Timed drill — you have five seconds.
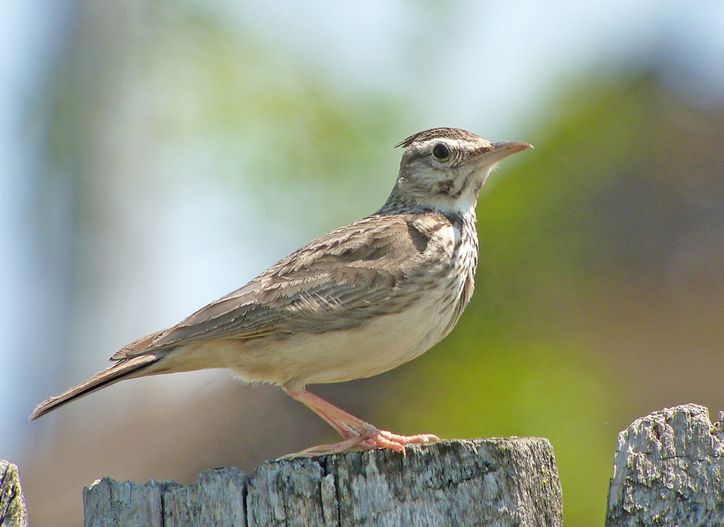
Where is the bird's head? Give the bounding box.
[388,127,531,215]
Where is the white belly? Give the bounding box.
[215,286,459,387]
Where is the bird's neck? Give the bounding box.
[379,186,478,225]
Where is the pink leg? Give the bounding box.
[282,385,439,457]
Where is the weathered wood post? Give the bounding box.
[11,404,723,524]
[606,404,724,526]
[0,460,28,527]
[83,438,563,527]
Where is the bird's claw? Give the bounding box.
[280,429,440,459]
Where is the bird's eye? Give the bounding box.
[432,143,450,161]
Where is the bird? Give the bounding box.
[30,127,531,455]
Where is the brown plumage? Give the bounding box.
[31,127,531,455]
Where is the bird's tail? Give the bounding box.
[29,353,162,420]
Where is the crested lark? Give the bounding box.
[31,127,531,455]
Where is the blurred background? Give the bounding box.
[2,1,722,525]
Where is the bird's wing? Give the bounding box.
[112,213,449,360]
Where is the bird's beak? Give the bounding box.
[479,141,533,165]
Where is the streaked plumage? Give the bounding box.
[31,127,531,455]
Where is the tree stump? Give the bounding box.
[0,460,28,527]
[83,438,562,527]
[606,404,724,526]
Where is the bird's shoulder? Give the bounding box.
[263,210,458,277]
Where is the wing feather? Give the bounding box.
[113,213,448,360]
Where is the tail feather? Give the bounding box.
[29,354,162,421]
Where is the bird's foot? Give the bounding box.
[279,436,367,459]
[359,429,440,454]
[281,427,439,459]
[280,386,438,459]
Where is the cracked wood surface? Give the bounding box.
[83,438,562,527]
[606,404,724,527]
[0,460,28,527]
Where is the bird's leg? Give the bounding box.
[284,386,370,438]
[282,385,439,457]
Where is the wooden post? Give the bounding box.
[606,404,724,526]
[0,460,28,527]
[83,438,562,527]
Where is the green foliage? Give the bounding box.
[141,11,407,229]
